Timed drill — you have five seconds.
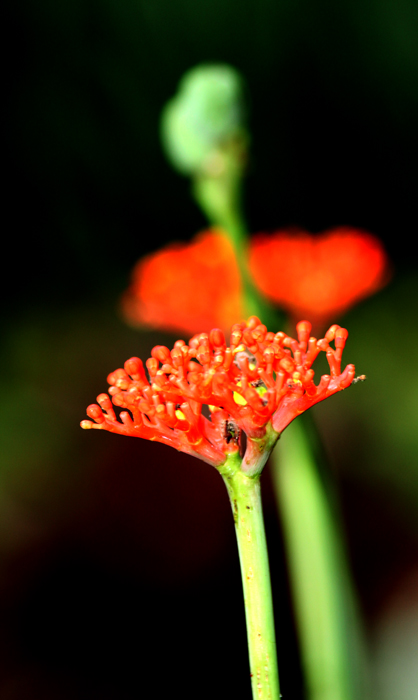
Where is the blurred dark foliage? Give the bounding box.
[2,1,418,698]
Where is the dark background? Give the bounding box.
[2,1,418,698]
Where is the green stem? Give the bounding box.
[220,454,281,700]
[193,164,280,328]
[271,417,366,700]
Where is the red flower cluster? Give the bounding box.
[122,227,389,335]
[81,317,355,469]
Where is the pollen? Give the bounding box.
[234,391,248,406]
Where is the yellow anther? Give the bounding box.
[175,409,186,420]
[233,391,247,406]
[292,372,302,386]
[232,344,246,354]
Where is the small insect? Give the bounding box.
[250,379,265,388]
[352,374,367,384]
[223,420,241,445]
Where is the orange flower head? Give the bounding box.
[249,227,390,325]
[122,229,243,336]
[81,317,356,471]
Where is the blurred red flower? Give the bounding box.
[122,226,390,335]
[249,227,390,325]
[122,229,243,336]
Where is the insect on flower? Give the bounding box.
[223,420,241,445]
[352,374,366,384]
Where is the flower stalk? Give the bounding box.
[272,417,367,700]
[192,144,280,330]
[220,452,280,700]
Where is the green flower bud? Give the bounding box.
[160,63,247,176]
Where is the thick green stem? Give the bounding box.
[271,418,366,700]
[220,454,280,700]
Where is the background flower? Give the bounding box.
[122,226,390,335]
[122,228,243,335]
[249,227,390,326]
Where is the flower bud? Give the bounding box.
[160,63,248,175]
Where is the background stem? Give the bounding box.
[221,461,281,700]
[271,417,367,700]
[193,168,280,327]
